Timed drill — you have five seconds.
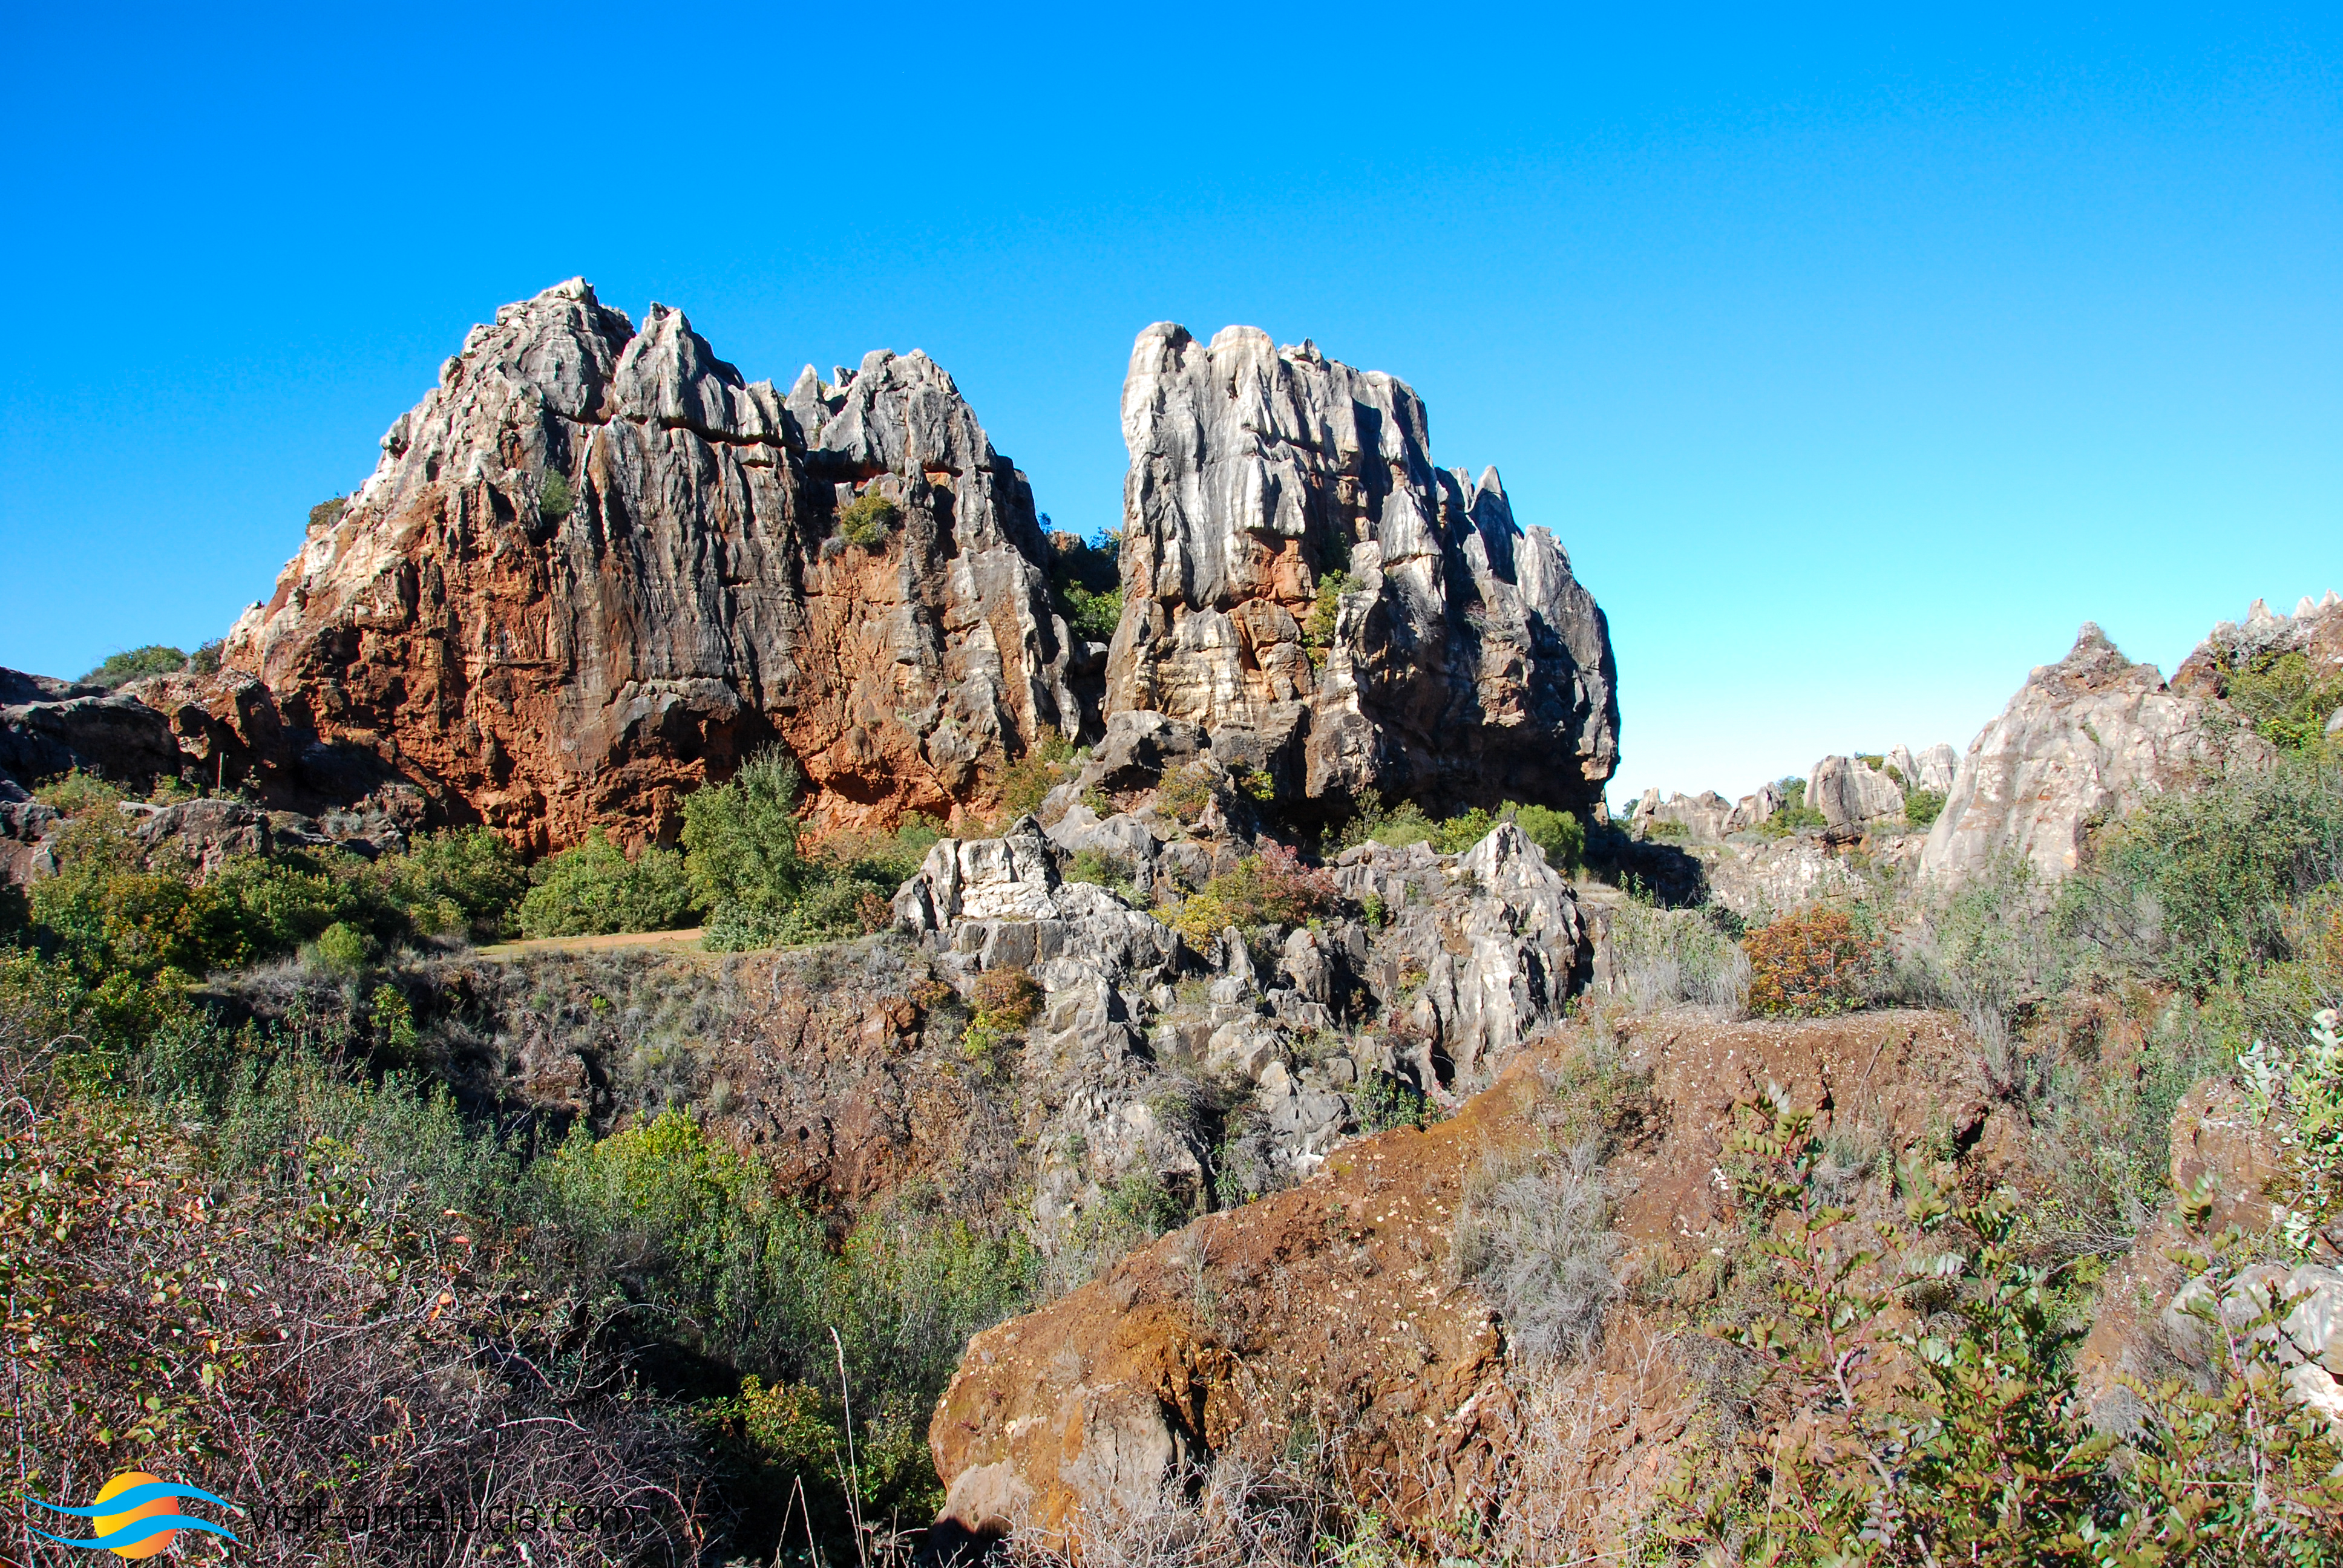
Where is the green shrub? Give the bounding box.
[539,470,575,522]
[1364,800,1436,848]
[33,769,126,813]
[1904,786,1947,828]
[1066,848,1137,900]
[1049,529,1124,642]
[1510,803,1585,870]
[1432,806,1500,854]
[995,731,1076,820]
[308,495,347,531]
[836,490,900,549]
[1304,569,1353,667]
[2056,757,2343,991]
[516,830,696,938]
[188,638,223,676]
[77,644,187,688]
[375,826,525,940]
[683,750,819,947]
[1758,776,1828,835]
[1354,1070,1428,1134]
[2223,647,2343,755]
[304,920,374,975]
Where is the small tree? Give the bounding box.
[681,750,819,950]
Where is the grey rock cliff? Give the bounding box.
[1105,324,1617,818]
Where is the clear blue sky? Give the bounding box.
[2,4,2335,808]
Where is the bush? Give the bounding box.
[1904,786,1947,828]
[308,495,347,531]
[1170,844,1335,942]
[1453,1140,1620,1365]
[2056,757,2343,991]
[1303,569,1353,667]
[77,644,188,688]
[303,919,374,975]
[516,830,696,938]
[539,469,575,521]
[1155,762,1219,826]
[1608,902,1751,1013]
[1354,1070,1429,1134]
[378,826,526,939]
[1744,907,1878,1016]
[836,489,900,549]
[683,749,819,947]
[1066,847,1137,900]
[1049,529,1124,642]
[995,730,1076,820]
[2224,647,2343,755]
[188,638,224,676]
[1758,776,1829,835]
[1511,803,1585,871]
[961,965,1042,1066]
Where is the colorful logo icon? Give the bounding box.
[26,1472,241,1558]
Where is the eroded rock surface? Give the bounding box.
[1919,624,2263,890]
[894,816,1591,1242]
[1106,324,1617,819]
[223,279,1087,851]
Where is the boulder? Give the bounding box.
[222,279,1091,852]
[1106,324,1617,819]
[1806,754,1905,832]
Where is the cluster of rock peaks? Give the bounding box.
[5,284,1610,851]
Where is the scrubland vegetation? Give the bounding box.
[8,701,2343,1563]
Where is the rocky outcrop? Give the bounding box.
[2172,591,2343,701]
[1630,789,1734,840]
[1920,624,2264,890]
[0,667,183,795]
[1807,754,1906,833]
[894,815,1591,1241]
[1106,325,1617,820]
[223,279,1088,851]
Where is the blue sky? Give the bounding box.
[1,4,2335,807]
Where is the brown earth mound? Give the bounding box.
[929,1008,2008,1549]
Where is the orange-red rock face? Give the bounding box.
[225,280,1091,851]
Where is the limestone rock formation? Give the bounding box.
[1807,754,1906,832]
[223,279,1087,851]
[1106,324,1616,820]
[893,814,1591,1243]
[1919,624,2263,890]
[1629,788,1734,841]
[0,667,183,795]
[2172,591,2343,701]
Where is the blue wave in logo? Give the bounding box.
[25,1481,243,1550]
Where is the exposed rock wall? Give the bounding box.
[894,814,1591,1238]
[224,279,1087,851]
[1919,624,2265,890]
[1107,325,1617,819]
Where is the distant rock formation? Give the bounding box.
[1807,755,1906,834]
[1106,324,1617,820]
[1919,623,2265,890]
[224,279,1087,851]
